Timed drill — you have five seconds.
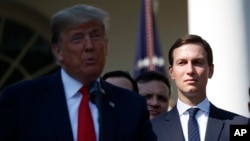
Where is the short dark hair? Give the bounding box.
[135,71,171,96]
[102,70,138,92]
[168,34,213,66]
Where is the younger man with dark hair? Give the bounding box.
[136,71,171,119]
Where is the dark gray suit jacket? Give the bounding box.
[0,70,156,141]
[151,104,249,141]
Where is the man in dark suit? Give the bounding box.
[0,4,156,141]
[151,34,249,141]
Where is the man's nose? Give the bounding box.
[84,36,94,50]
[149,96,159,106]
[186,62,195,74]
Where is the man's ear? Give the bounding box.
[168,65,175,80]
[208,64,214,78]
[51,44,63,62]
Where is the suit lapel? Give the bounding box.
[101,81,118,141]
[43,71,74,141]
[205,103,224,141]
[165,106,185,141]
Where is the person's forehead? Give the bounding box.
[173,44,206,57]
[138,80,170,93]
[64,21,104,32]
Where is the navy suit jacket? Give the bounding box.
[0,71,156,141]
[151,104,249,141]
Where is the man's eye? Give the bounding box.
[158,96,167,102]
[144,94,152,100]
[177,61,186,65]
[72,36,83,43]
[91,34,103,41]
[195,62,202,65]
[193,60,204,66]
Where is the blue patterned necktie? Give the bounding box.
[188,108,200,141]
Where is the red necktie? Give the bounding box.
[78,86,96,141]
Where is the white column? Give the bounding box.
[188,0,250,117]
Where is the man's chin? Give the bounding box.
[184,89,199,97]
[185,86,198,93]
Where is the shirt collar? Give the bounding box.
[61,68,101,99]
[177,97,210,115]
[61,69,83,99]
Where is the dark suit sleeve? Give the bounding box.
[0,87,18,141]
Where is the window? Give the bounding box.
[0,2,58,90]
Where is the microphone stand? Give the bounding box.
[89,80,104,141]
[97,80,103,141]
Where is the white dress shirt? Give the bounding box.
[177,98,210,141]
[61,69,99,141]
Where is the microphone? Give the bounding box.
[89,81,99,104]
[89,80,105,104]
[88,80,104,141]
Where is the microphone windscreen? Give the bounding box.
[89,81,98,94]
[89,81,99,104]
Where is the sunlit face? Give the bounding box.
[169,43,213,105]
[105,77,133,91]
[138,80,170,119]
[52,21,108,83]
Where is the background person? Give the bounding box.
[135,71,171,119]
[102,70,138,92]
